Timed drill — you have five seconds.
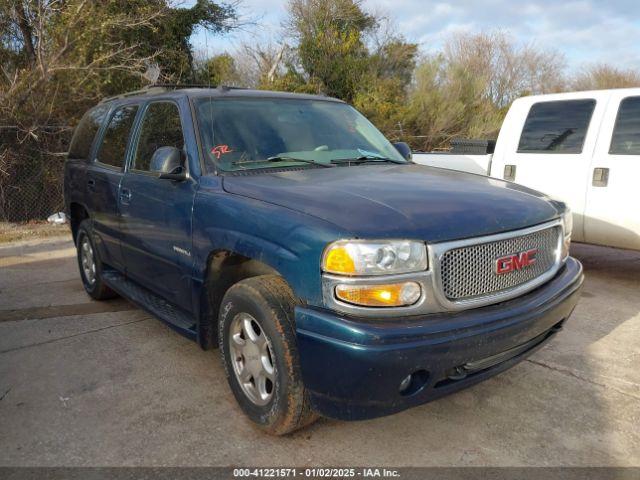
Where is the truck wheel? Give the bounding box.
[219,275,318,435]
[76,220,117,301]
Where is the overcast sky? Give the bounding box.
[189,0,640,71]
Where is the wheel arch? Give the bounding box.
[69,202,90,244]
[198,249,287,350]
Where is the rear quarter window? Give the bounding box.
[517,99,596,154]
[610,96,640,155]
[68,105,109,159]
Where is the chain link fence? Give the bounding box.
[0,127,71,222]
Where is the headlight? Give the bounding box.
[561,209,572,260]
[322,239,428,276]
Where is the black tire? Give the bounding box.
[76,220,117,301]
[219,275,318,435]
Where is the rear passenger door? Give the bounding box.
[119,100,195,311]
[584,93,640,250]
[491,95,608,242]
[87,103,139,271]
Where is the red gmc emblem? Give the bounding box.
[496,249,538,275]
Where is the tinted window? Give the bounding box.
[68,105,109,159]
[96,105,139,168]
[518,100,596,153]
[133,102,185,171]
[610,96,640,155]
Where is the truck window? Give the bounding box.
[95,105,139,168]
[517,99,596,154]
[68,105,109,160]
[610,96,640,155]
[132,102,185,172]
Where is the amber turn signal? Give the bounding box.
[335,282,421,307]
[324,245,356,274]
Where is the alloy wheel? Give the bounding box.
[229,312,276,406]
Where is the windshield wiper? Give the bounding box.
[230,156,333,168]
[266,156,333,168]
[330,155,406,165]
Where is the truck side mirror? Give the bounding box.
[150,146,186,181]
[393,142,412,161]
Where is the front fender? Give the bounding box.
[192,178,349,306]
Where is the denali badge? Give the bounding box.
[496,249,538,275]
[173,246,191,257]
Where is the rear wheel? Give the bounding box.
[76,220,117,301]
[219,275,317,435]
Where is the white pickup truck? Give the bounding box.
[413,88,640,251]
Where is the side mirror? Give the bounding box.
[150,146,186,181]
[393,142,412,161]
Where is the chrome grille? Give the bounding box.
[439,226,561,301]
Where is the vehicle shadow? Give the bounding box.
[573,213,640,253]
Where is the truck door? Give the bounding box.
[87,103,139,271]
[118,100,196,311]
[490,95,609,242]
[584,93,640,250]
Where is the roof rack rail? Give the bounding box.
[149,83,247,91]
[99,86,166,104]
[100,84,247,103]
[150,83,216,89]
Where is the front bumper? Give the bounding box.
[295,257,583,421]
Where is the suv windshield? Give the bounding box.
[194,97,407,171]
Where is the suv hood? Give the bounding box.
[222,164,562,243]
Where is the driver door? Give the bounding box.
[119,100,195,311]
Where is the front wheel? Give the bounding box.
[219,275,317,435]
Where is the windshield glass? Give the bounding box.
[194,97,407,171]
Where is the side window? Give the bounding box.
[517,99,596,153]
[132,102,185,172]
[95,104,139,168]
[68,105,109,159]
[610,96,640,155]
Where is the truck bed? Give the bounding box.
[412,152,492,176]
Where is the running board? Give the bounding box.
[102,270,197,340]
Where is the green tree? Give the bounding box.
[260,0,417,143]
[0,0,238,221]
[353,36,418,140]
[196,53,242,86]
[403,56,504,151]
[284,0,376,101]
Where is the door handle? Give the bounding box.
[120,188,132,204]
[87,179,96,191]
[503,164,516,182]
[592,167,609,187]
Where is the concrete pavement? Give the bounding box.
[0,236,638,466]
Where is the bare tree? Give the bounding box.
[230,42,289,87]
[571,63,640,91]
[444,31,566,108]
